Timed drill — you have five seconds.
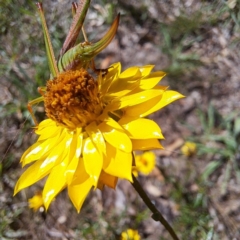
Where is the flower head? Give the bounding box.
[121,229,141,240]
[134,151,156,176]
[28,191,44,212]
[14,63,184,212]
[181,141,197,157]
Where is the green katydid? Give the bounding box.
[28,1,120,125]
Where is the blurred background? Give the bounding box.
[1,0,240,239]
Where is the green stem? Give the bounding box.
[131,174,180,240]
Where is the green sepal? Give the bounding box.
[58,14,120,72]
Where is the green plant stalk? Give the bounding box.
[131,174,180,240]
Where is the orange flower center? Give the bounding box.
[44,69,103,129]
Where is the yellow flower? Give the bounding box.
[181,141,197,157]
[28,191,44,212]
[135,151,156,175]
[14,63,184,212]
[121,229,141,240]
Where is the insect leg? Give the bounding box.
[91,59,110,76]
[81,25,89,43]
[38,87,46,96]
[27,96,44,126]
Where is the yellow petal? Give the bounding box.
[113,88,165,109]
[21,130,62,166]
[65,154,80,185]
[67,129,80,161]
[38,131,73,176]
[86,121,106,156]
[105,81,139,100]
[98,170,118,189]
[71,157,89,185]
[128,84,168,97]
[42,131,80,209]
[139,71,166,90]
[140,90,185,117]
[14,159,49,195]
[103,142,132,182]
[107,66,141,93]
[65,132,83,184]
[119,117,164,139]
[21,142,57,167]
[139,65,155,77]
[119,66,141,79]
[103,67,141,100]
[98,118,132,153]
[100,62,121,94]
[68,177,93,212]
[21,140,44,164]
[83,138,103,187]
[35,119,56,134]
[37,124,60,141]
[132,138,164,150]
[123,95,162,118]
[42,164,67,210]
